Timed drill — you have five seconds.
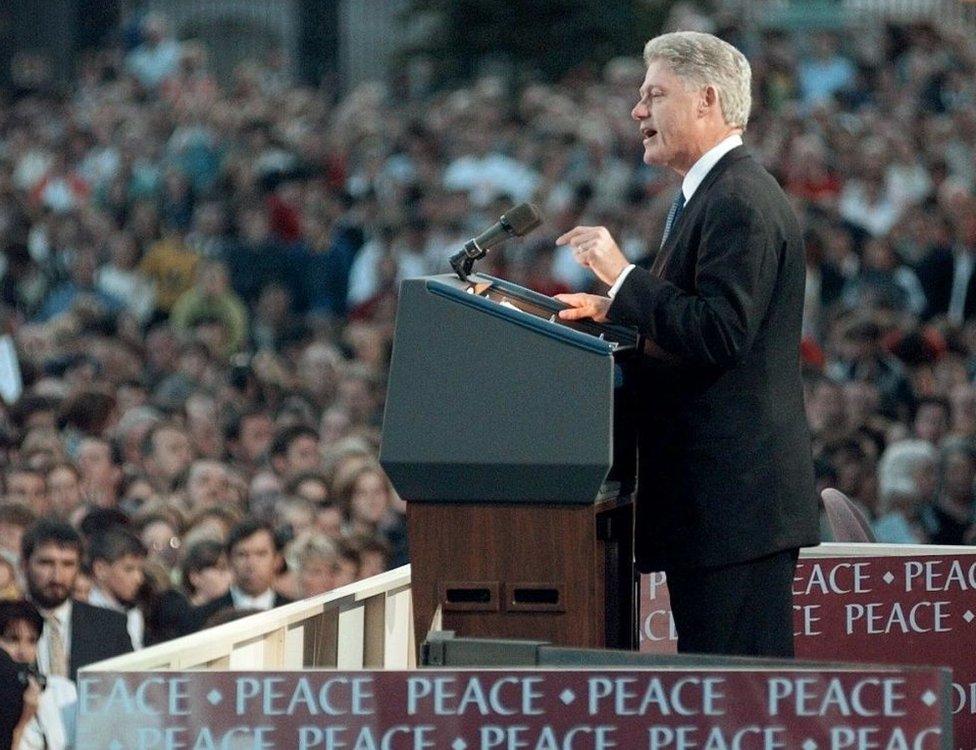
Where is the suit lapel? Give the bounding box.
[651,146,751,278]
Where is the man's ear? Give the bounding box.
[700,85,719,115]
[91,558,108,584]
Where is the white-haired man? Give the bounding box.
[556,31,819,656]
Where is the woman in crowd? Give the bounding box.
[0,600,76,750]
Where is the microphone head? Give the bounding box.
[500,202,543,237]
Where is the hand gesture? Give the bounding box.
[557,226,629,287]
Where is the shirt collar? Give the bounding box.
[39,598,72,626]
[681,133,744,202]
[88,586,124,613]
[230,586,275,611]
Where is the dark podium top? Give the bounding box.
[380,273,638,505]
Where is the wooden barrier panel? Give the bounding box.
[83,565,413,674]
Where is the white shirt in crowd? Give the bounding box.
[229,586,275,611]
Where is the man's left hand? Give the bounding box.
[557,225,628,287]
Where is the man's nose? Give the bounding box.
[52,567,70,585]
[631,103,645,121]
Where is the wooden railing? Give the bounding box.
[82,565,413,673]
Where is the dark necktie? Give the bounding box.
[660,191,686,249]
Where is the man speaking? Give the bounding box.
[555,31,819,657]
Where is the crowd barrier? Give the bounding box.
[83,565,413,673]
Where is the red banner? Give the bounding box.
[77,668,950,749]
[640,551,976,750]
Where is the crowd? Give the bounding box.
[0,3,974,745]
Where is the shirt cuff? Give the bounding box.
[607,264,636,298]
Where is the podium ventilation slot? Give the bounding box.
[447,588,491,604]
[506,582,566,612]
[513,588,559,605]
[439,581,499,612]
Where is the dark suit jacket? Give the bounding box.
[915,245,976,320]
[70,600,133,682]
[608,146,819,572]
[185,590,293,633]
[0,649,24,750]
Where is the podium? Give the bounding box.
[380,273,639,650]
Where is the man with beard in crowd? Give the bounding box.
[20,520,132,681]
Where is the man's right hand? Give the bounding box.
[554,293,611,323]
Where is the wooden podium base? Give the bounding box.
[407,494,634,652]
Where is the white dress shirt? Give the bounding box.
[229,585,275,611]
[609,133,744,297]
[88,585,145,650]
[36,599,72,678]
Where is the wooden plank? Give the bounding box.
[362,595,386,668]
[383,586,414,669]
[303,610,338,667]
[263,627,287,668]
[336,603,365,669]
[284,622,305,668]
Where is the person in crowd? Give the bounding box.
[75,438,122,509]
[269,425,321,481]
[4,467,49,517]
[44,464,85,521]
[0,504,38,564]
[0,599,76,750]
[87,528,147,649]
[141,423,193,493]
[288,532,341,598]
[874,440,939,543]
[184,518,291,631]
[925,437,976,544]
[179,539,232,607]
[20,520,132,681]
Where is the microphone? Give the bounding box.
[450,202,543,280]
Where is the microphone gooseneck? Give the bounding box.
[450,202,543,281]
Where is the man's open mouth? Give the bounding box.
[642,127,657,140]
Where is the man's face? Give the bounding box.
[151,428,193,480]
[25,542,80,609]
[286,436,321,475]
[7,472,47,512]
[239,415,273,464]
[77,439,117,490]
[632,60,703,172]
[47,467,84,518]
[229,530,279,597]
[94,553,145,606]
[188,462,230,507]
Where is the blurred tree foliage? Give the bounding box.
[402,0,682,84]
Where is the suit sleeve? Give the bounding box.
[608,192,780,368]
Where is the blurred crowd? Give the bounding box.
[0,3,975,743]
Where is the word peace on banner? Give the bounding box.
[640,551,976,750]
[75,668,950,750]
